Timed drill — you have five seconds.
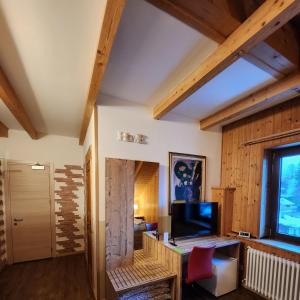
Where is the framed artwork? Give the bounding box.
[169,152,206,213]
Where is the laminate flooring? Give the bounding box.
[182,282,264,300]
[0,254,93,300]
[0,253,265,300]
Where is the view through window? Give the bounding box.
[278,154,300,238]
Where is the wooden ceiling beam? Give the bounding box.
[0,66,38,139]
[146,0,299,78]
[200,72,300,129]
[79,0,125,145]
[153,0,300,120]
[0,121,8,138]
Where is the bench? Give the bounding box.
[106,250,176,299]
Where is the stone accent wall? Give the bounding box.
[54,165,84,255]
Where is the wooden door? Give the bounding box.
[85,149,93,285]
[105,158,135,271]
[8,163,52,263]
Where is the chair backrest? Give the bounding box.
[151,222,158,230]
[186,246,215,284]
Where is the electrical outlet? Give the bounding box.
[238,231,251,238]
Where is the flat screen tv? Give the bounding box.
[171,202,218,239]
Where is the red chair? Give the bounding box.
[185,246,215,285]
[151,222,158,231]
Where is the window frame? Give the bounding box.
[270,145,300,244]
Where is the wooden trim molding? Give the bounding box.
[200,72,300,130]
[93,104,101,300]
[244,127,300,146]
[153,0,300,120]
[0,121,8,138]
[0,159,6,271]
[0,66,38,139]
[79,0,125,145]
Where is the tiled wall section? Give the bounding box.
[0,159,6,271]
[54,165,84,255]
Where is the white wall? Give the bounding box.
[0,129,85,251]
[97,97,222,221]
[0,129,83,165]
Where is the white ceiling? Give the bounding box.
[173,58,276,119]
[99,0,277,122]
[0,0,283,137]
[101,0,218,106]
[0,0,104,137]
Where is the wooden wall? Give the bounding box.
[221,97,300,238]
[105,158,135,271]
[134,162,159,223]
[54,165,84,255]
[0,159,6,271]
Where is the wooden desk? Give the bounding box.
[143,232,240,300]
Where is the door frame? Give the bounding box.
[4,160,56,264]
[84,147,94,287]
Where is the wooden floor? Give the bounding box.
[0,254,94,300]
[182,283,264,300]
[0,253,264,300]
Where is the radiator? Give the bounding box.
[245,247,300,300]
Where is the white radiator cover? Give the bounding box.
[245,247,300,300]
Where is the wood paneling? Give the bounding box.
[210,187,235,236]
[221,97,300,238]
[0,160,5,271]
[153,0,300,119]
[134,162,159,223]
[105,158,135,271]
[54,165,84,255]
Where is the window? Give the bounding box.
[270,146,300,243]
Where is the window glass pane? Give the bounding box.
[278,154,300,237]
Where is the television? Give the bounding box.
[171,202,218,239]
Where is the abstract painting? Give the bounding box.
[169,152,206,212]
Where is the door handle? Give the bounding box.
[14,218,23,222]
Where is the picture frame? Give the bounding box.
[169,152,206,214]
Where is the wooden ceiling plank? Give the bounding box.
[0,121,8,138]
[146,0,299,78]
[153,0,300,120]
[79,0,125,145]
[200,72,300,129]
[0,66,38,139]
